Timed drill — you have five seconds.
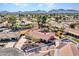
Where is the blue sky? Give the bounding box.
[0,3,79,12]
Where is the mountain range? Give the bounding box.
[0,9,79,14]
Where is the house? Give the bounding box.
[15,36,27,50]
[0,23,6,28]
[0,32,20,41]
[75,25,79,30]
[0,21,8,28]
[5,42,16,48]
[0,28,11,32]
[20,21,32,26]
[59,43,79,56]
[64,28,79,38]
[16,20,32,26]
[54,42,79,56]
[28,29,56,41]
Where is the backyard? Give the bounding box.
[67,36,79,42]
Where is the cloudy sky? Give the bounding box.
[0,3,79,12]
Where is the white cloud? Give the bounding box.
[13,3,55,8]
[37,3,55,8]
[46,3,55,8]
[38,4,43,7]
[13,3,29,7]
[12,3,55,11]
[12,3,30,11]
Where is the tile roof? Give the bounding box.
[64,28,79,36]
[56,42,66,49]
[0,32,20,39]
[28,29,55,41]
[59,43,79,56]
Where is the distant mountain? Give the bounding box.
[24,10,47,14]
[0,9,79,14]
[0,11,9,14]
[23,9,79,14]
[48,9,79,13]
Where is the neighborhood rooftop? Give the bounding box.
[0,32,20,39]
[64,28,79,36]
[28,29,55,41]
[59,43,79,56]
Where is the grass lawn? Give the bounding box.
[68,36,79,42]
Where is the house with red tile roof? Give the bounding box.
[64,28,79,38]
[28,29,55,41]
[59,43,79,56]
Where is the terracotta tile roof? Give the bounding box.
[64,28,79,36]
[0,32,20,39]
[56,42,66,49]
[28,29,55,41]
[59,43,79,56]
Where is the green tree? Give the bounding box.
[8,15,16,28]
[37,15,41,29]
[69,23,76,29]
[54,16,60,22]
[37,15,47,28]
